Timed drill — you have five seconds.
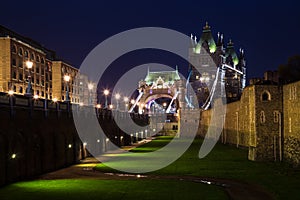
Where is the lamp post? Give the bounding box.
[115,93,120,110]
[123,96,129,111]
[104,89,109,108]
[64,74,70,102]
[25,61,33,96]
[88,83,94,106]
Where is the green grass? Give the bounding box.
[96,136,300,200]
[0,179,228,200]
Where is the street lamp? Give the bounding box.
[103,89,109,108]
[115,93,120,110]
[124,96,129,111]
[88,83,94,105]
[64,74,70,101]
[25,60,33,96]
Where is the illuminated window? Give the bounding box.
[289,117,292,133]
[30,53,35,61]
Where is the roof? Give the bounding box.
[195,22,217,54]
[144,70,180,85]
[225,40,239,66]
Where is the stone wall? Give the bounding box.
[0,92,149,186]
[283,81,300,166]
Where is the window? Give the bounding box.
[13,85,16,92]
[24,50,29,58]
[18,48,23,56]
[18,60,23,68]
[41,80,44,86]
[41,58,45,64]
[41,91,44,97]
[36,90,39,95]
[261,91,271,101]
[19,86,23,93]
[30,53,35,61]
[12,71,17,79]
[41,67,44,75]
[36,55,40,62]
[36,65,40,74]
[19,73,23,81]
[12,58,16,66]
[273,111,279,123]
[36,78,40,85]
[289,117,292,133]
[62,96,65,101]
[12,45,17,53]
[260,111,266,123]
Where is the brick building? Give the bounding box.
[0,25,96,105]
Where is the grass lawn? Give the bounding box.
[95,136,300,200]
[0,179,227,200]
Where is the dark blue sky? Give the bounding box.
[1,0,300,83]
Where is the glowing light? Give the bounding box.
[88,83,94,90]
[209,44,216,53]
[109,104,113,109]
[115,93,121,100]
[52,97,58,102]
[11,154,16,159]
[68,144,72,148]
[8,90,14,95]
[96,104,101,108]
[137,174,141,178]
[64,74,70,82]
[163,102,167,107]
[130,99,135,104]
[123,97,129,102]
[83,142,87,146]
[79,102,84,106]
[26,60,33,69]
[33,94,39,99]
[103,89,109,96]
[106,138,109,142]
[97,139,100,143]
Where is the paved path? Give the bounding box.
[38,157,275,200]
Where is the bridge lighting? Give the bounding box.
[130,99,135,104]
[97,139,100,143]
[115,93,120,100]
[52,97,58,102]
[109,104,113,109]
[68,144,72,148]
[163,102,167,107]
[79,102,84,106]
[96,104,101,108]
[11,154,16,159]
[123,97,129,102]
[33,94,39,99]
[8,90,14,95]
[104,89,109,108]
[83,142,87,146]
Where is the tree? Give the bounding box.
[278,55,300,83]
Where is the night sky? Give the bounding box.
[1,0,300,86]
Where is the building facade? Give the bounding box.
[0,25,96,105]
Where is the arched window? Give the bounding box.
[19,86,23,93]
[24,50,29,58]
[41,58,45,64]
[12,45,17,53]
[30,53,35,61]
[36,55,40,62]
[18,47,23,56]
[261,91,271,101]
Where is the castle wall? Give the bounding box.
[283,82,300,166]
